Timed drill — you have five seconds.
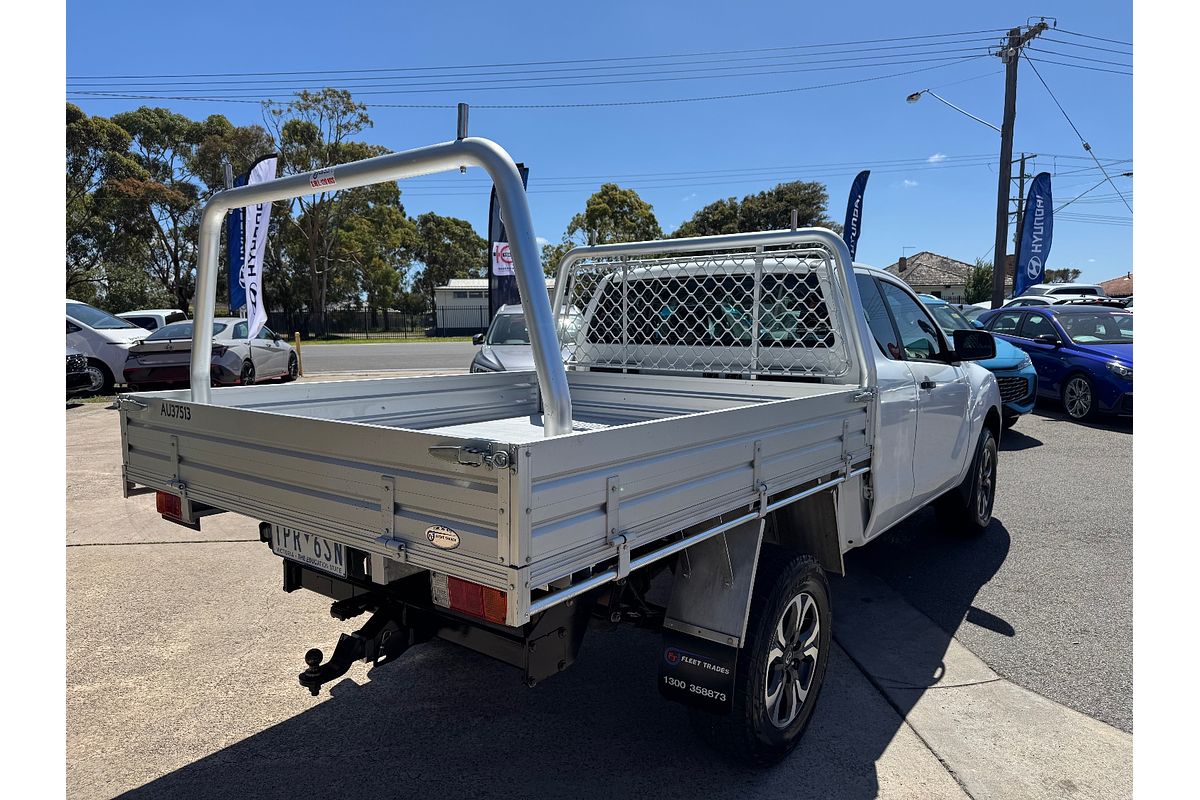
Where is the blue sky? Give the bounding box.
[66,0,1132,283]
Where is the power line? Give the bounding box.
[1039,35,1132,56]
[69,54,990,99]
[68,39,998,90]
[69,57,984,110]
[67,28,1011,80]
[1025,46,1132,69]
[1022,53,1133,212]
[1053,28,1133,47]
[1024,57,1132,76]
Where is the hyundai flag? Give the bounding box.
[843,170,870,261]
[239,155,278,337]
[487,163,530,319]
[1015,172,1053,297]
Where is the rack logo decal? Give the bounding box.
[310,168,336,190]
[426,525,461,550]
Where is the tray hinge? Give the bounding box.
[606,475,621,545]
[752,440,768,513]
[380,476,396,538]
[614,534,630,579]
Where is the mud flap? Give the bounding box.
[658,629,738,714]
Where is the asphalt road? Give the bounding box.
[299,341,477,374]
[849,404,1133,731]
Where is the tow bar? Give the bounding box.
[298,602,412,696]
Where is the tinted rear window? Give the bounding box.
[146,322,227,340]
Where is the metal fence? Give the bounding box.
[266,306,494,339]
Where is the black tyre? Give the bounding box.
[936,425,997,534]
[283,353,299,382]
[84,359,113,395]
[1061,373,1096,421]
[690,548,831,766]
[240,360,255,386]
[1002,413,1019,429]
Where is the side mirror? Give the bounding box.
[971,319,984,329]
[951,329,996,362]
[472,333,486,345]
[1033,333,1060,346]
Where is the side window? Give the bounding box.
[878,281,947,361]
[256,327,275,340]
[1018,313,1053,339]
[854,274,901,360]
[988,311,1024,335]
[67,320,81,334]
[232,321,248,339]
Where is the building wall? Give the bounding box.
[908,284,968,303]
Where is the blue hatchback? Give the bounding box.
[918,295,1038,427]
[977,305,1132,421]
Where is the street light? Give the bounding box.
[906,89,1001,134]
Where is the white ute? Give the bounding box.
[116,124,1002,765]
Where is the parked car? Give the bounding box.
[1002,295,1056,308]
[470,304,582,372]
[920,295,1037,427]
[123,318,298,389]
[67,299,148,394]
[956,304,991,324]
[977,305,1132,421]
[117,308,188,331]
[1020,282,1107,298]
[66,346,91,397]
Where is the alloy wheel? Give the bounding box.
[764,592,820,729]
[976,440,995,524]
[1065,376,1092,419]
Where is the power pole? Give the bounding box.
[990,23,1049,308]
[1012,153,1033,262]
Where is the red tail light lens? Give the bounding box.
[437,574,508,625]
[156,491,182,519]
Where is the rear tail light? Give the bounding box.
[156,491,182,520]
[430,572,508,625]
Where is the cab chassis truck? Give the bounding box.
[117,120,1002,764]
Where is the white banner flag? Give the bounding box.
[241,155,278,338]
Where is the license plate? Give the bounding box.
[272,525,348,578]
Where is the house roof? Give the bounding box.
[1098,272,1132,297]
[437,277,555,290]
[883,251,1012,287]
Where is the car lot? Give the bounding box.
[66,382,1131,798]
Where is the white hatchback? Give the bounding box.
[67,299,148,394]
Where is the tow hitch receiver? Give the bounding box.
[299,605,409,696]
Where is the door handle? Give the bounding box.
[920,378,937,390]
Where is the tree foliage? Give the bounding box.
[965,259,994,304]
[1044,267,1082,284]
[673,181,839,238]
[565,183,663,246]
[412,213,487,310]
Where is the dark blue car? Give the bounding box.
[977,306,1132,421]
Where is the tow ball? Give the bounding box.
[298,604,410,696]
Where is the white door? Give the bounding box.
[854,275,918,538]
[877,280,973,502]
[253,326,288,376]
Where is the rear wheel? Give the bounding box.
[283,353,299,382]
[689,549,831,766]
[84,359,113,395]
[936,425,997,534]
[1062,373,1096,421]
[240,360,255,386]
[1002,413,1019,429]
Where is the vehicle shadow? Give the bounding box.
[1032,401,1132,434]
[833,508,1013,736]
[116,629,915,800]
[997,425,1043,451]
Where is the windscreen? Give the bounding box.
[1058,313,1132,344]
[67,302,139,330]
[487,313,530,345]
[923,302,975,332]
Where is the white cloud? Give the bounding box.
[902,179,920,188]
[535,236,550,247]
[1088,258,1096,263]
[927,153,947,163]
[681,192,697,202]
